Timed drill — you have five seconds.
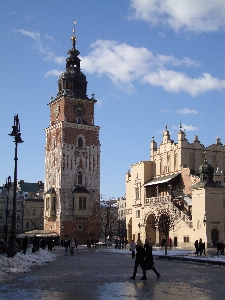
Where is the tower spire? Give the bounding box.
[71,20,77,50]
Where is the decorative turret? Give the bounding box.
[162,125,171,144]
[56,21,89,100]
[199,158,214,183]
[178,122,187,142]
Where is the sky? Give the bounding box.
[0,0,224,200]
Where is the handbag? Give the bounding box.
[144,258,154,270]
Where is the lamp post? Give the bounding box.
[8,114,24,258]
[4,176,11,245]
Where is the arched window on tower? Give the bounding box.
[78,171,83,185]
[78,137,83,148]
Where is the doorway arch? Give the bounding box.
[145,214,156,244]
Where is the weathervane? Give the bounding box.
[71,20,77,49]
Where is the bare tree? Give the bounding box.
[99,197,118,242]
[144,205,183,255]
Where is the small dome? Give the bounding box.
[199,159,214,183]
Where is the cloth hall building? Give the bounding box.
[125,127,225,248]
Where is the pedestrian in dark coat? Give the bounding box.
[130,239,147,280]
[194,240,199,256]
[144,238,161,279]
[64,238,69,255]
[220,241,224,255]
[32,236,39,253]
[217,240,221,255]
[22,236,28,255]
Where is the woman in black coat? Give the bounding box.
[130,239,147,280]
[144,238,161,279]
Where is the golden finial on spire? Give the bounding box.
[71,20,77,49]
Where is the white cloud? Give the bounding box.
[81,40,152,84]
[15,29,65,65]
[130,0,225,32]
[44,69,63,78]
[15,30,225,96]
[143,70,225,96]
[81,39,225,96]
[176,108,198,115]
[172,124,198,131]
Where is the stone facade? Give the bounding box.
[126,127,225,248]
[44,34,100,244]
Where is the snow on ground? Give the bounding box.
[0,247,56,284]
[106,247,225,262]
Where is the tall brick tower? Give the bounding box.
[44,25,100,243]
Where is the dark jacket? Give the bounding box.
[23,237,28,249]
[135,245,146,262]
[144,243,154,265]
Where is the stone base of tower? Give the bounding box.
[44,217,100,245]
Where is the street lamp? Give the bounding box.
[8,114,24,258]
[4,176,11,245]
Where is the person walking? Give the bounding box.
[64,238,69,256]
[144,238,161,279]
[217,240,221,255]
[220,240,224,255]
[130,239,147,280]
[22,236,28,255]
[70,238,75,256]
[194,240,199,256]
[130,240,136,259]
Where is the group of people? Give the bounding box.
[63,238,77,256]
[216,240,225,255]
[22,236,55,254]
[87,238,99,249]
[194,238,206,256]
[115,237,129,249]
[129,238,161,280]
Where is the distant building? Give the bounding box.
[117,196,127,237]
[0,185,23,240]
[18,180,44,232]
[125,126,225,247]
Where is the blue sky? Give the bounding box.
[0,0,225,200]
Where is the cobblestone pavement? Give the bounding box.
[0,247,224,300]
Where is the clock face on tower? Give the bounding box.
[74,102,85,116]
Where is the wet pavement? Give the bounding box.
[0,246,224,300]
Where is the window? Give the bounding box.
[0,204,4,210]
[26,221,29,229]
[78,137,83,148]
[78,171,83,185]
[184,236,189,243]
[17,204,21,210]
[52,197,56,210]
[79,197,86,210]
[33,209,36,215]
[16,224,20,232]
[46,198,49,210]
[16,213,21,220]
[0,212,4,219]
[135,186,139,200]
[136,210,140,218]
[25,208,29,215]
